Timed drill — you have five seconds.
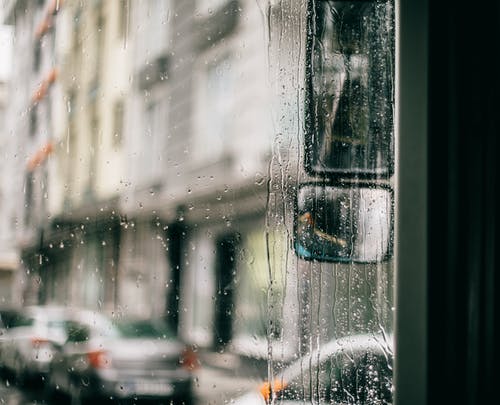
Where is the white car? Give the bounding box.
[232,333,394,404]
[46,310,195,404]
[0,305,68,386]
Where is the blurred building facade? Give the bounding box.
[1,0,299,375]
[120,0,288,367]
[1,4,395,400]
[43,0,130,312]
[2,0,61,306]
[1,0,127,311]
[0,21,19,304]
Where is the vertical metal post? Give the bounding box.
[394,1,428,404]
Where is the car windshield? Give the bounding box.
[115,319,175,339]
[0,310,31,329]
[7,313,34,328]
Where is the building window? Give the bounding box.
[29,105,38,138]
[24,172,34,226]
[117,0,129,38]
[87,105,99,194]
[185,232,216,347]
[233,229,268,340]
[196,54,234,162]
[133,0,171,66]
[95,7,106,78]
[214,233,239,349]
[113,100,124,147]
[33,40,41,72]
[232,226,285,355]
[134,95,167,185]
[64,120,76,203]
[73,8,82,53]
[82,239,105,310]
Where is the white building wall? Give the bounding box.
[116,0,175,317]
[46,3,72,218]
[93,0,130,201]
[6,5,34,248]
[0,22,18,304]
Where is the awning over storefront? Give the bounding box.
[31,67,58,103]
[34,14,53,38]
[34,0,64,39]
[27,141,54,171]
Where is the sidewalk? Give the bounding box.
[191,352,266,405]
[192,367,261,405]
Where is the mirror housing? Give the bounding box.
[294,183,393,263]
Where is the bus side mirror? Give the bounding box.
[294,183,393,263]
[305,0,395,178]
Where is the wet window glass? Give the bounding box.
[279,336,393,404]
[0,1,395,404]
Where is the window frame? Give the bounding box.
[193,48,235,165]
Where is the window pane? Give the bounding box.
[0,1,395,404]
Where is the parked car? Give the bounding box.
[47,309,196,404]
[0,306,25,330]
[0,305,24,375]
[0,305,68,386]
[231,333,394,404]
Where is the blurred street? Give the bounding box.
[191,366,262,405]
[0,365,262,405]
[0,376,44,405]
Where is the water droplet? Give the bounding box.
[255,172,265,185]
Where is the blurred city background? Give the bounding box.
[0,1,282,403]
[0,1,394,404]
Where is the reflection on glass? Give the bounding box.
[295,184,392,262]
[306,0,395,176]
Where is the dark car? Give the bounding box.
[232,333,394,405]
[47,309,196,405]
[0,305,68,386]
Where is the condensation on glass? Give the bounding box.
[262,0,395,404]
[0,0,395,404]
